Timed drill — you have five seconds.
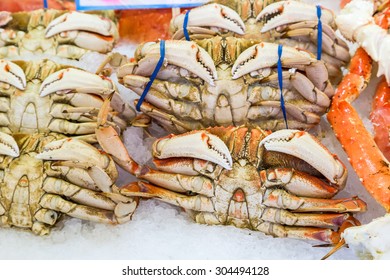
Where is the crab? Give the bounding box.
[97,124,366,244]
[169,0,350,80]
[118,39,334,133]
[0,131,136,235]
[0,59,135,142]
[0,9,118,59]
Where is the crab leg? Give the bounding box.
[134,101,199,133]
[371,77,390,160]
[260,71,331,106]
[43,177,119,210]
[263,188,365,212]
[328,101,390,211]
[40,193,134,224]
[95,97,141,175]
[120,181,359,244]
[170,3,246,38]
[260,168,339,198]
[36,137,118,193]
[280,24,350,63]
[0,60,26,90]
[326,18,390,212]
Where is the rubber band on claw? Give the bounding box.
[317,5,323,60]
[136,40,166,112]
[183,10,191,41]
[277,44,288,129]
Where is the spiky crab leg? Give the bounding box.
[327,49,390,211]
[327,2,390,211]
[371,77,390,161]
[36,137,136,224]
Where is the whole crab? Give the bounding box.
[0,59,139,235]
[0,9,118,59]
[100,125,366,243]
[0,131,136,235]
[169,0,350,80]
[119,39,333,133]
[118,0,351,133]
[0,59,135,142]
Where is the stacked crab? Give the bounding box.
[115,0,373,256]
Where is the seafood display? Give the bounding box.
[0,9,118,59]
[0,0,389,260]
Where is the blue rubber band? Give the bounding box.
[277,44,288,129]
[136,40,166,112]
[316,5,323,60]
[43,0,48,9]
[183,10,191,41]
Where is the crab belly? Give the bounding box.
[8,82,52,134]
[203,68,250,126]
[0,153,44,230]
[214,162,263,229]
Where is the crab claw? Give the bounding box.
[36,138,108,166]
[260,129,347,187]
[257,0,334,33]
[171,3,245,35]
[231,42,316,79]
[0,131,19,157]
[40,68,115,97]
[153,131,233,170]
[0,60,26,90]
[135,40,218,85]
[45,12,116,38]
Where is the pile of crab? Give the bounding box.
[0,0,389,260]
